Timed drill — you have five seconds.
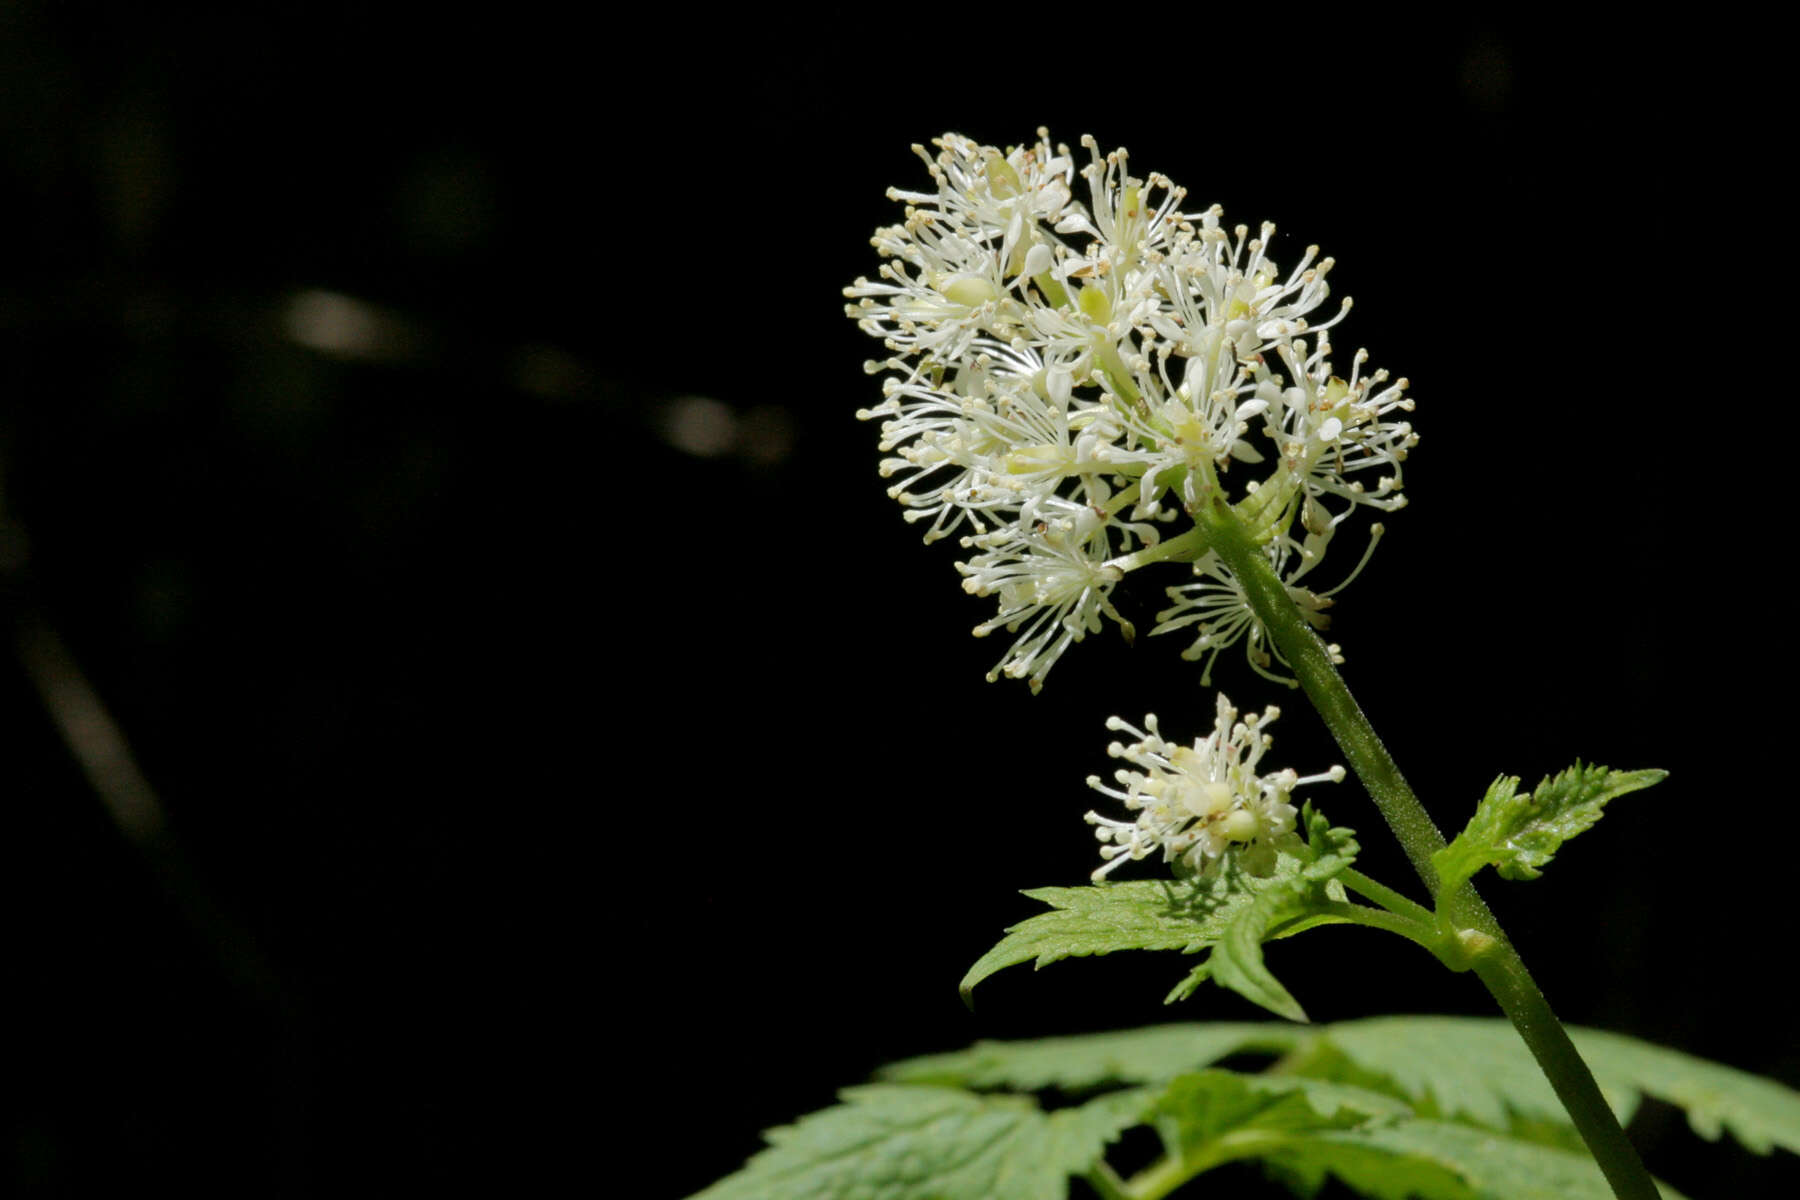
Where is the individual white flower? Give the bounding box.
[1063,137,1184,245]
[1138,214,1344,362]
[1256,332,1417,520]
[957,496,1142,693]
[886,131,1081,275]
[1084,346,1274,519]
[1084,696,1344,880]
[1150,526,1383,687]
[845,132,1081,368]
[857,346,1117,544]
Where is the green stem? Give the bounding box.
[1098,478,1145,520]
[1123,1130,1291,1200]
[1312,899,1438,949]
[1083,1160,1131,1200]
[1120,1151,1191,1200]
[1105,525,1211,575]
[1195,499,1661,1200]
[1338,867,1436,927]
[1095,339,1144,406]
[1471,952,1661,1184]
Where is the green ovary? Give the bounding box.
[937,274,1000,307]
[1077,282,1112,323]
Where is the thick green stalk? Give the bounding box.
[1195,500,1661,1200]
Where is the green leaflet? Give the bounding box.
[879,1022,1296,1091]
[1311,1017,1637,1131]
[1560,1027,1800,1156]
[686,1084,1152,1200]
[1433,763,1666,898]
[1210,808,1361,1021]
[1163,959,1212,1005]
[1275,1118,1689,1200]
[1156,1070,1411,1150]
[960,805,1357,1021]
[1283,1016,1800,1162]
[1209,879,1315,1021]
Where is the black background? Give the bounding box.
[2,6,1791,1196]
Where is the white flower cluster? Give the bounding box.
[1084,695,1345,880]
[847,131,1416,690]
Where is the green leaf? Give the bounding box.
[1274,1118,1689,1200]
[961,805,1357,1020]
[1209,807,1360,1022]
[1151,1075,1587,1199]
[880,1023,1298,1091]
[1434,763,1666,896]
[686,1084,1150,1200]
[1308,1016,1634,1131]
[1306,1016,1800,1159]
[1163,959,1212,1004]
[1158,1070,1412,1149]
[1564,1027,1800,1156]
[1210,876,1313,1021]
[1046,1087,1161,1175]
[1152,1068,1686,1199]
[1265,1122,1472,1199]
[959,879,1237,999]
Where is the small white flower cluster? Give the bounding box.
[848,132,1416,689]
[1084,695,1345,880]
